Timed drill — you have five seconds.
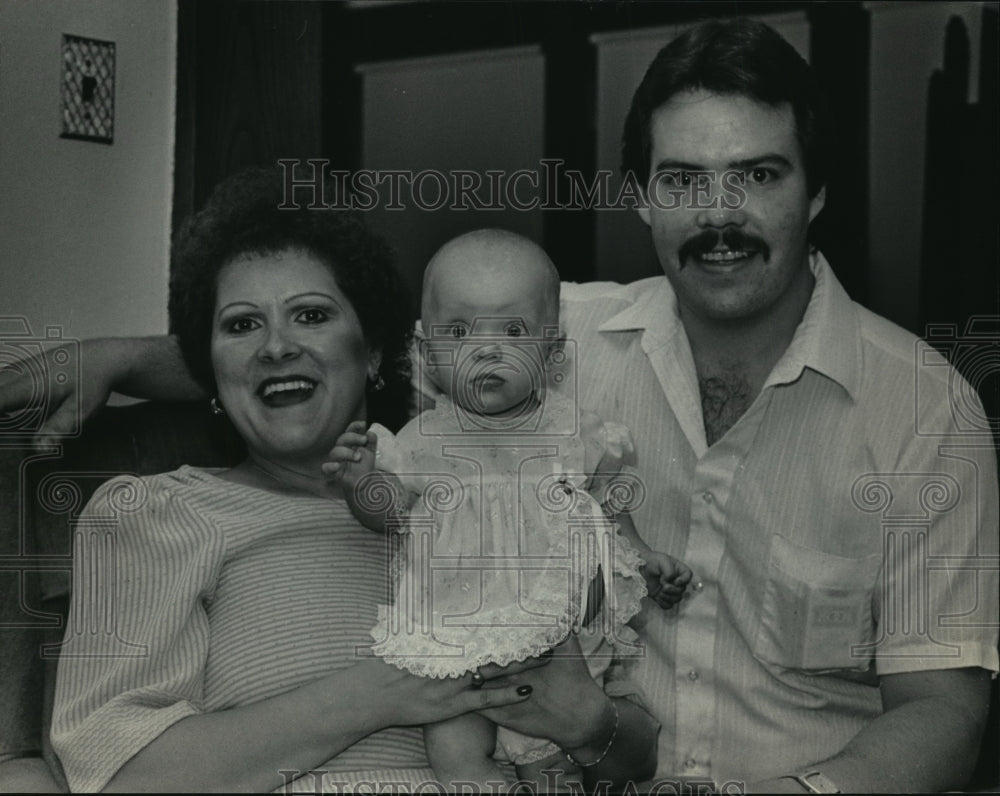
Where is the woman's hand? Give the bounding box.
[475,634,606,747]
[105,654,551,793]
[353,654,549,731]
[478,634,659,786]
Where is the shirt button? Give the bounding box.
[702,492,713,503]
[687,669,699,681]
[693,581,704,592]
[684,758,697,769]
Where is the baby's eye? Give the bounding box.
[504,323,526,338]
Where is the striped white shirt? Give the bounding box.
[559,253,999,785]
[50,466,430,792]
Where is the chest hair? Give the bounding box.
[699,372,753,446]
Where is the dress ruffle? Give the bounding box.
[371,518,647,678]
[367,394,647,680]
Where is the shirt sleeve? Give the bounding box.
[371,419,431,500]
[50,475,225,792]
[871,376,999,677]
[371,422,404,476]
[579,412,638,508]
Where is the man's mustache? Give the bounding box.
[677,228,770,268]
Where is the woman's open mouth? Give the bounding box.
[257,377,317,407]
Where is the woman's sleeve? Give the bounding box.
[49,475,225,793]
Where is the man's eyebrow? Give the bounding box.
[652,159,705,172]
[652,154,796,173]
[727,154,794,171]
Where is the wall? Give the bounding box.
[358,45,546,307]
[0,0,176,345]
[867,0,985,332]
[0,1,988,342]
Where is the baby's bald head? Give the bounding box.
[421,229,560,327]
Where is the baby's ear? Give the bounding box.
[417,341,436,375]
[543,329,567,369]
[414,321,431,370]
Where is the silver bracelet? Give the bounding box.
[565,700,620,768]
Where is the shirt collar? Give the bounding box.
[597,277,685,346]
[596,251,862,400]
[768,251,861,400]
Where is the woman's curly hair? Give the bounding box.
[168,166,414,431]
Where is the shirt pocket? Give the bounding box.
[753,533,881,672]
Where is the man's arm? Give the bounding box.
[0,335,205,443]
[751,666,992,793]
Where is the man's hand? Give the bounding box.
[0,338,111,447]
[641,550,693,609]
[748,667,992,792]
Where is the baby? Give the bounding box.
[327,229,690,790]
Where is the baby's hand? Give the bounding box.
[322,420,377,490]
[641,551,693,609]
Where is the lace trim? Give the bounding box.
[371,606,575,678]
[608,532,647,649]
[371,532,647,678]
[511,741,561,765]
[369,465,647,678]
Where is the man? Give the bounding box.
[2,17,997,793]
[558,18,997,792]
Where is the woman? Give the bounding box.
[49,168,658,793]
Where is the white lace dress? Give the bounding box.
[367,392,647,764]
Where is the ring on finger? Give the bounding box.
[469,670,485,690]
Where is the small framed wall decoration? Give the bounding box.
[60,34,115,144]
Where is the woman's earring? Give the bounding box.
[369,374,386,392]
[210,397,225,416]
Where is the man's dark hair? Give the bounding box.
[168,166,414,430]
[621,17,832,198]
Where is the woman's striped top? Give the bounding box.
[50,465,429,792]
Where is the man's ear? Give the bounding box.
[636,182,651,227]
[808,184,826,225]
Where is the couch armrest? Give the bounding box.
[0,401,243,785]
